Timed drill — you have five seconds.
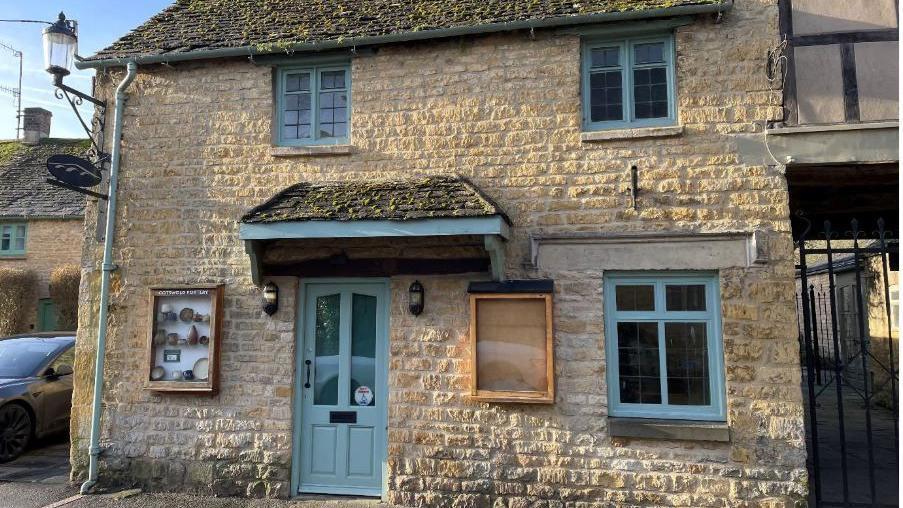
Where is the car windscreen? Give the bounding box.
[0,339,63,378]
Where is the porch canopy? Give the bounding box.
[238,175,510,285]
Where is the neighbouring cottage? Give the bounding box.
[0,108,88,333]
[70,0,810,505]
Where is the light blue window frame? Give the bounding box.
[603,272,726,421]
[0,223,27,256]
[276,63,351,146]
[582,34,677,131]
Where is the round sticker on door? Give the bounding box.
[354,386,374,406]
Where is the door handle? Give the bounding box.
[304,360,311,388]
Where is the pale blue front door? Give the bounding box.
[298,282,388,496]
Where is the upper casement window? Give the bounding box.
[276,65,350,146]
[604,272,725,421]
[0,223,26,256]
[582,35,677,131]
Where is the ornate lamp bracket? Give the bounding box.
[53,73,108,162]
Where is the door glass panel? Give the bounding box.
[350,293,377,406]
[665,322,710,405]
[615,285,655,311]
[616,321,661,403]
[314,293,340,405]
[665,284,706,311]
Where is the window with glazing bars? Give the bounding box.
[0,223,26,255]
[277,65,350,145]
[583,35,676,130]
[603,273,725,421]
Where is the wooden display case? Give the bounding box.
[144,284,224,393]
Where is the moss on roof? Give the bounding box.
[87,0,725,61]
[0,138,91,218]
[242,174,509,224]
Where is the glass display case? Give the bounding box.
[145,285,223,393]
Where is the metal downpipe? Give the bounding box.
[80,60,137,495]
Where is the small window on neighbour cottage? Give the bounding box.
[604,273,725,421]
[583,35,676,131]
[469,288,554,403]
[277,65,350,145]
[0,223,26,255]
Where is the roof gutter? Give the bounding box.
[76,1,731,69]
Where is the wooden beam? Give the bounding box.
[263,257,490,278]
[791,29,899,47]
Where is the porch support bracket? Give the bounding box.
[244,239,265,286]
[484,235,507,282]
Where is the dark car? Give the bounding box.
[0,333,75,462]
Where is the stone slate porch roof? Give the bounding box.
[0,139,91,218]
[85,0,727,62]
[241,175,510,224]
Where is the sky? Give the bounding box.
[0,1,172,139]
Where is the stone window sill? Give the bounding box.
[270,144,353,157]
[0,255,26,260]
[581,125,684,142]
[608,417,730,442]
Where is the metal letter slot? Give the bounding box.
[329,411,357,424]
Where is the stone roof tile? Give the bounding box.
[241,175,509,224]
[87,0,725,61]
[0,139,90,218]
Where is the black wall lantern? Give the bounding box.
[408,281,424,316]
[262,281,279,316]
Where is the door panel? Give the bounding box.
[299,282,387,496]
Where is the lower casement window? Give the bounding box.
[603,272,725,421]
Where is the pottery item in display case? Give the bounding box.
[171,370,183,380]
[193,358,210,381]
[182,370,194,381]
[179,307,195,323]
[167,332,179,345]
[199,335,209,345]
[150,366,165,381]
[187,325,199,345]
[153,329,166,346]
[160,304,173,313]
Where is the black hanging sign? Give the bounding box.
[46,154,102,188]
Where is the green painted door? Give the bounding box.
[299,282,388,496]
[37,299,59,331]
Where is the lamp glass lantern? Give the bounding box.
[262,282,279,316]
[43,12,77,80]
[408,281,424,316]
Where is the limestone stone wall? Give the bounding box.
[0,218,83,331]
[72,1,809,504]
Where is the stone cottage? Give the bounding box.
[0,108,87,332]
[70,0,810,505]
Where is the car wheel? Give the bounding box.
[0,404,32,463]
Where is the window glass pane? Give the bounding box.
[616,322,661,403]
[665,323,710,405]
[285,72,310,92]
[591,46,620,68]
[319,91,347,139]
[615,285,654,311]
[314,294,340,405]
[475,298,548,393]
[14,236,25,251]
[321,70,346,90]
[283,92,311,140]
[633,67,668,119]
[666,285,707,311]
[590,70,623,122]
[634,42,665,64]
[350,294,377,406]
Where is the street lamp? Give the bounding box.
[42,12,77,81]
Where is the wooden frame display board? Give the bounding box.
[469,282,554,404]
[145,285,224,393]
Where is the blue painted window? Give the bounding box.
[277,65,350,145]
[583,35,676,130]
[604,272,725,421]
[0,223,26,255]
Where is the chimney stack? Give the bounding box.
[22,107,52,144]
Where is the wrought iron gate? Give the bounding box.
[796,215,899,507]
